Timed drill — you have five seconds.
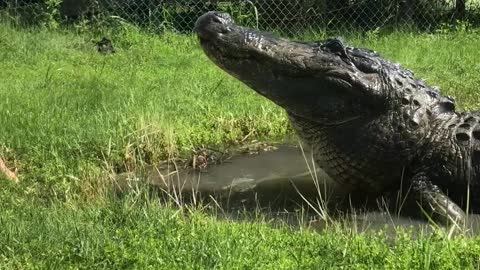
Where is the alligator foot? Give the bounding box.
[411,173,466,228]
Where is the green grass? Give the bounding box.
[0,22,290,191]
[1,183,480,269]
[2,21,480,268]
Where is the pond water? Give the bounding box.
[117,145,480,235]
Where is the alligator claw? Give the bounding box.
[412,173,466,227]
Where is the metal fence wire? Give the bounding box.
[2,0,480,35]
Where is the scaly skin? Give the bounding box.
[194,11,480,225]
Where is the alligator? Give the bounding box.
[194,11,480,225]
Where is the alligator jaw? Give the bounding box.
[194,12,350,75]
[194,11,384,123]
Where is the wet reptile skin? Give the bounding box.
[194,11,480,224]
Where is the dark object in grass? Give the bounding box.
[95,37,115,54]
[195,11,480,227]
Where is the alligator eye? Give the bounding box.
[212,16,222,24]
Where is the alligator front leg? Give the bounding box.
[411,172,466,227]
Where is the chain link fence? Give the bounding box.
[2,0,480,35]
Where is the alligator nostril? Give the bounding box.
[194,12,234,39]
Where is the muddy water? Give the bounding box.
[117,145,480,234]
[135,145,341,206]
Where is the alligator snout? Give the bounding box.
[194,11,234,40]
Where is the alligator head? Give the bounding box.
[194,11,396,125]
